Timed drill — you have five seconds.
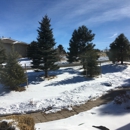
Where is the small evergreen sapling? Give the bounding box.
[81,46,100,78]
[0,49,27,91]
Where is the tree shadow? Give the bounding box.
[45,75,93,87]
[116,123,130,130]
[55,67,81,75]
[122,79,130,87]
[101,64,128,74]
[96,89,130,116]
[27,67,81,85]
[27,71,44,85]
[0,84,10,96]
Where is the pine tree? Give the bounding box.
[56,44,66,61]
[57,44,66,55]
[67,29,79,63]
[32,15,59,77]
[77,26,95,54]
[27,41,38,59]
[81,44,100,77]
[67,25,95,63]
[0,40,6,64]
[0,49,27,90]
[109,33,130,64]
[106,50,117,64]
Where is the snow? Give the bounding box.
[0,60,130,115]
[0,58,130,129]
[18,58,32,67]
[35,98,130,130]
[18,56,109,68]
[98,56,109,61]
[0,119,19,130]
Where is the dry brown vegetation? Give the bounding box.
[0,115,35,130]
[97,52,107,57]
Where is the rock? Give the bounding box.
[92,125,109,130]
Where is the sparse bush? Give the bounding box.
[0,115,35,130]
[14,87,26,92]
[114,91,130,104]
[0,121,15,130]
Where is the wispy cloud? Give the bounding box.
[77,1,130,27]
[41,0,130,31]
[0,0,130,49]
[109,33,118,38]
[1,0,130,31]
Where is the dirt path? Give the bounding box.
[0,88,129,123]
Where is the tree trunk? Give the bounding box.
[44,60,48,78]
[45,69,48,78]
[121,57,123,64]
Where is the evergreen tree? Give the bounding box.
[0,40,6,64]
[67,25,95,63]
[109,33,130,64]
[32,15,59,77]
[81,44,100,77]
[67,29,79,63]
[77,26,95,54]
[0,49,27,90]
[57,44,66,55]
[27,41,38,59]
[56,44,66,61]
[106,50,117,64]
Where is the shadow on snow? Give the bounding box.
[122,79,130,87]
[27,67,81,85]
[97,89,130,116]
[45,76,87,87]
[116,123,130,130]
[0,84,10,96]
[27,64,128,86]
[101,64,127,74]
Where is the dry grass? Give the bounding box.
[0,120,15,130]
[14,87,26,92]
[0,115,35,130]
[98,52,107,57]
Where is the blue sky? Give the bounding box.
[0,0,130,51]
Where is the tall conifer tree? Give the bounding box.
[67,30,79,63]
[109,33,130,64]
[67,25,95,63]
[32,15,59,77]
[0,40,6,64]
[27,41,38,59]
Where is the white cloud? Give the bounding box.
[78,3,130,27]
[0,0,130,45]
[109,33,118,38]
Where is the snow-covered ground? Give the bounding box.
[0,58,130,129]
[98,56,109,61]
[35,96,130,130]
[18,56,109,67]
[0,59,130,115]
